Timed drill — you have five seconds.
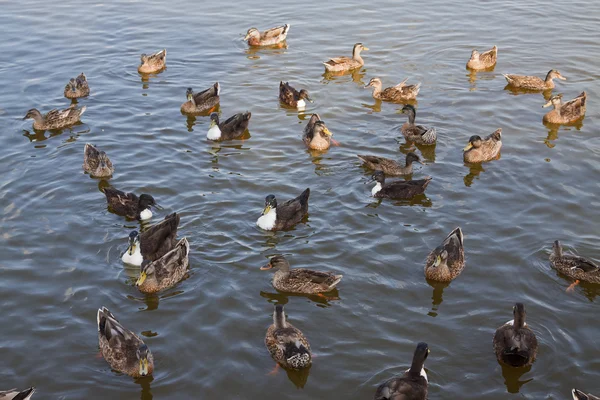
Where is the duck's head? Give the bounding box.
[126,231,140,255]
[186,87,194,102]
[401,104,416,117]
[470,49,480,61]
[406,152,423,165]
[431,248,449,268]
[364,77,382,89]
[552,240,563,257]
[547,69,566,81]
[23,108,42,121]
[543,94,563,108]
[314,121,333,138]
[138,194,157,211]
[140,53,148,66]
[262,194,277,215]
[353,43,369,56]
[273,304,287,328]
[298,89,313,103]
[512,302,526,329]
[209,112,220,127]
[136,261,155,287]
[260,255,290,272]
[463,135,482,151]
[409,342,430,374]
[244,28,260,41]
[371,171,386,184]
[136,343,152,376]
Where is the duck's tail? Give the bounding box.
[298,188,310,206]
[491,128,502,141]
[12,387,36,400]
[282,24,291,36]
[328,275,343,289]
[78,105,87,117]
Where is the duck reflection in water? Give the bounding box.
[134,373,154,400]
[426,280,450,317]
[463,162,488,187]
[543,118,584,149]
[398,139,436,163]
[322,67,366,87]
[244,41,288,60]
[500,363,533,394]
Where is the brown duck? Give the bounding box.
[357,152,423,176]
[542,92,586,124]
[23,104,86,131]
[64,73,90,99]
[424,227,465,282]
[260,255,342,294]
[401,105,437,145]
[466,45,498,70]
[364,77,421,102]
[550,240,600,287]
[463,129,502,163]
[136,237,189,294]
[493,303,538,368]
[279,81,313,109]
[503,69,566,90]
[323,43,368,72]
[138,49,166,74]
[83,144,114,178]
[180,83,220,115]
[244,24,290,46]
[102,187,159,221]
[265,304,312,370]
[370,171,432,200]
[303,114,333,151]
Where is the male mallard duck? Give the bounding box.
[463,129,502,163]
[103,187,159,221]
[466,45,498,70]
[23,104,86,131]
[550,240,600,285]
[64,73,90,99]
[357,152,423,176]
[180,83,220,115]
[265,304,312,370]
[493,303,538,367]
[542,92,586,124]
[503,69,566,90]
[256,188,310,231]
[303,114,333,151]
[260,255,342,294]
[573,389,600,400]
[374,342,429,400]
[400,105,437,145]
[136,237,189,293]
[425,227,465,282]
[138,49,166,74]
[97,307,154,377]
[122,213,180,266]
[279,81,313,109]
[370,171,431,200]
[323,43,369,72]
[244,24,290,46]
[83,143,114,178]
[364,77,421,102]
[207,112,251,141]
[0,388,35,400]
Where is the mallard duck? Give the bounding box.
[374,342,429,400]
[323,43,369,72]
[207,112,251,141]
[503,69,566,90]
[542,92,586,124]
[463,129,502,163]
[97,307,154,377]
[424,228,465,282]
[400,105,437,145]
[493,303,538,367]
[64,73,90,99]
[265,304,312,370]
[279,81,313,109]
[573,389,600,400]
[466,45,498,70]
[138,49,166,74]
[122,213,180,266]
[303,114,333,151]
[103,187,158,221]
[357,152,423,176]
[256,188,310,231]
[260,255,342,294]
[83,143,114,178]
[370,171,431,200]
[0,388,35,400]
[136,237,189,293]
[550,240,600,285]
[180,83,220,115]
[244,24,290,46]
[23,104,86,131]
[364,77,421,102]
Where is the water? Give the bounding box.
[1,0,599,398]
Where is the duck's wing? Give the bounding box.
[503,74,544,87]
[493,324,537,365]
[279,81,297,104]
[103,187,137,215]
[272,325,311,367]
[570,255,599,273]
[84,143,101,170]
[561,92,587,118]
[290,268,338,285]
[393,78,409,88]
[479,46,498,64]
[324,56,352,67]
[193,82,220,105]
[148,49,166,64]
[303,114,321,137]
[278,188,310,221]
[141,213,180,261]
[375,375,426,400]
[98,307,137,349]
[382,178,431,198]
[149,237,189,282]
[357,155,397,170]
[261,24,289,39]
[219,112,251,140]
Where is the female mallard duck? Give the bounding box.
[303,114,333,151]
[374,342,429,400]
[503,69,566,90]
[103,187,159,221]
[279,81,313,109]
[260,255,342,294]
[463,129,502,163]
[265,304,312,370]
[207,112,251,141]
[573,389,600,400]
[493,303,538,367]
[425,227,465,282]
[256,188,310,231]
[0,388,35,400]
[323,43,368,72]
[542,92,586,124]
[64,73,89,99]
[138,49,166,74]
[83,143,114,178]
[364,77,421,102]
[370,171,432,200]
[122,213,180,266]
[97,307,154,377]
[244,24,290,46]
[466,45,498,70]
[136,237,189,293]
[400,105,437,145]
[550,240,600,287]
[23,104,86,131]
[357,152,423,176]
[180,83,220,115]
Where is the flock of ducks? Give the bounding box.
[8,23,596,400]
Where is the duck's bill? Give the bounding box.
[362,47,370,51]
[433,255,442,267]
[186,93,193,101]
[127,242,136,256]
[558,75,567,81]
[260,263,273,270]
[307,97,314,103]
[542,100,552,108]
[262,205,271,215]
[209,120,217,128]
[139,358,149,376]
[243,34,250,41]
[463,143,473,151]
[136,271,147,286]
[152,203,164,210]
[323,127,333,136]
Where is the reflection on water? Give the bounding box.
[134,375,154,400]
[322,68,366,86]
[245,42,288,60]
[260,289,340,307]
[500,363,533,393]
[426,280,450,317]
[503,85,554,101]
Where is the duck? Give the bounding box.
[64,73,90,99]
[542,92,586,124]
[370,171,432,200]
[323,43,369,72]
[303,114,333,151]
[466,45,498,70]
[256,188,310,231]
[503,69,566,90]
[138,49,166,74]
[260,254,342,294]
[364,77,421,102]
[83,143,114,178]
[244,24,290,47]
[493,303,538,367]
[265,304,312,370]
[573,389,600,400]
[180,83,220,115]
[374,342,429,400]
[207,112,251,141]
[424,227,465,282]
[400,105,437,145]
[550,240,600,288]
[97,307,154,377]
[103,187,159,221]
[357,152,423,176]
[23,104,86,131]
[0,388,35,400]
[136,237,189,293]
[279,81,313,109]
[463,129,502,163]
[122,213,180,266]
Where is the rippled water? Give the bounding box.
[1,0,600,398]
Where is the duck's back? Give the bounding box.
[103,187,138,218]
[141,213,180,261]
[377,178,431,199]
[493,324,538,367]
[375,374,427,400]
[275,188,310,229]
[220,112,251,140]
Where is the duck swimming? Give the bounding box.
[357,152,423,176]
[122,213,180,266]
[23,104,86,131]
[64,73,89,99]
[503,69,566,90]
[303,114,333,151]
[425,228,465,282]
[550,240,600,291]
[364,77,421,102]
[244,24,290,46]
[466,45,498,70]
[256,188,310,231]
[138,49,166,74]
[400,105,437,145]
[542,92,586,124]
[207,112,251,141]
[265,304,312,370]
[323,43,368,72]
[279,81,313,109]
[0,388,35,400]
[136,237,189,294]
[370,171,432,200]
[180,83,220,115]
[260,255,342,294]
[83,144,114,178]
[493,303,538,367]
[463,129,502,163]
[374,342,429,400]
[103,187,159,221]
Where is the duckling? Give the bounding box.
[279,81,313,109]
[103,187,159,221]
[364,77,421,102]
[83,143,114,178]
[244,24,290,46]
[370,171,432,200]
[573,389,600,400]
[400,105,437,145]
[97,307,154,377]
[207,112,251,141]
[256,188,310,231]
[425,228,465,282]
[0,388,35,400]
[542,92,586,124]
[303,114,333,151]
[260,255,342,294]
[463,129,502,163]
[180,83,220,115]
[374,342,429,400]
[323,43,369,72]
[265,304,312,370]
[122,213,180,266]
[357,152,423,176]
[64,73,90,99]
[503,69,566,90]
[493,303,538,367]
[550,240,600,285]
[466,46,498,70]
[136,237,189,293]
[138,49,166,74]
[23,104,86,131]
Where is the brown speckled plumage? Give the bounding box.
[83,143,114,178]
[365,77,421,102]
[244,25,290,46]
[424,227,465,282]
[180,83,220,115]
[138,49,166,74]
[543,92,586,124]
[463,129,502,163]
[137,237,189,294]
[265,305,311,370]
[358,152,422,176]
[503,69,566,90]
[550,240,600,284]
[303,114,333,151]
[466,46,497,70]
[323,43,368,72]
[401,105,437,145]
[261,255,342,294]
[23,104,86,131]
[64,73,90,99]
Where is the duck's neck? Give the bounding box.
[371,82,382,96]
[406,111,416,125]
[352,49,364,65]
[544,73,555,88]
[408,358,425,377]
[513,313,525,329]
[274,310,287,329]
